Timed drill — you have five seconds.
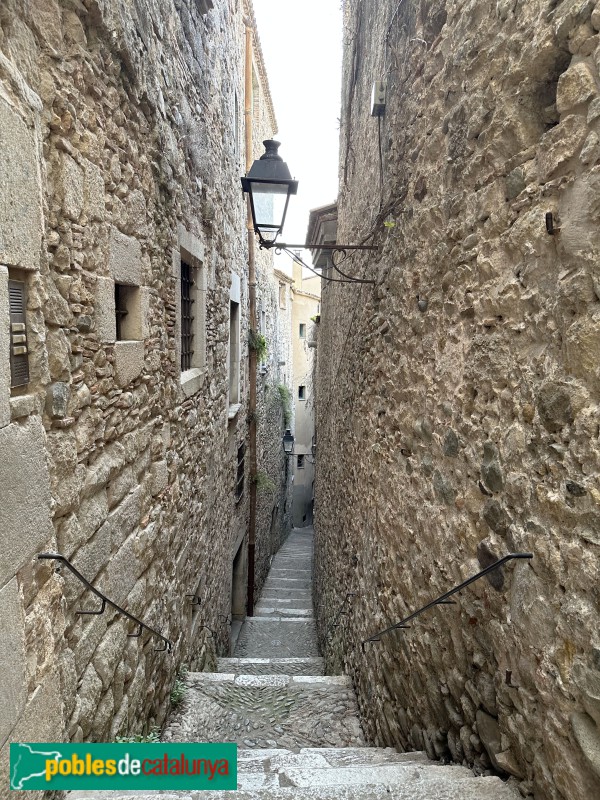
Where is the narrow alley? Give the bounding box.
[72,528,520,798]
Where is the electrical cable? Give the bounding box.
[281,247,375,286]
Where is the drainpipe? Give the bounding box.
[244,19,257,617]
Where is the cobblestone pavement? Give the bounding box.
[163,673,364,749]
[234,619,320,658]
[164,527,364,749]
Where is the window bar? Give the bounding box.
[181,261,195,371]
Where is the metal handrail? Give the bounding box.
[39,552,173,653]
[362,553,533,650]
[325,592,358,640]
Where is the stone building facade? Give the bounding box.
[290,256,320,527]
[0,0,289,791]
[314,2,600,800]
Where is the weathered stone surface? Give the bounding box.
[557,62,598,114]
[113,340,144,387]
[536,382,574,432]
[94,276,116,341]
[0,97,42,269]
[0,670,63,797]
[58,153,84,222]
[108,227,142,286]
[313,4,600,800]
[0,419,53,587]
[536,115,589,181]
[0,0,290,757]
[0,578,27,744]
[572,711,600,779]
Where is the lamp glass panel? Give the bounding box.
[252,182,288,229]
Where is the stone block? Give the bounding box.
[94,275,116,342]
[84,159,105,222]
[0,578,27,744]
[9,394,37,420]
[58,152,84,221]
[0,669,63,795]
[0,418,53,588]
[103,485,141,552]
[571,711,600,780]
[114,340,144,387]
[0,97,42,269]
[536,114,588,181]
[140,286,152,338]
[45,381,70,419]
[107,466,136,509]
[46,327,71,380]
[92,623,128,690]
[564,312,600,385]
[77,663,103,737]
[43,274,73,326]
[557,62,597,114]
[27,0,63,50]
[108,227,142,285]
[150,459,168,495]
[0,267,11,429]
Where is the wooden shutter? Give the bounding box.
[8,279,29,387]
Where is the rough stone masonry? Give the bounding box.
[314,2,600,800]
[0,0,290,794]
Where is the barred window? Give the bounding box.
[181,260,194,372]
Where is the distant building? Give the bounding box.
[289,254,321,526]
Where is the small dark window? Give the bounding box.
[114,283,141,342]
[114,284,128,341]
[299,323,306,338]
[297,454,305,469]
[235,443,245,502]
[8,279,29,387]
[298,385,306,400]
[181,261,195,371]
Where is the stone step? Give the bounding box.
[266,565,311,570]
[68,770,517,799]
[255,588,313,600]
[256,597,313,610]
[234,618,319,659]
[237,746,433,770]
[162,672,364,750]
[253,607,313,618]
[263,576,312,590]
[217,657,325,676]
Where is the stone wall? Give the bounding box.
[314,2,600,799]
[0,0,285,790]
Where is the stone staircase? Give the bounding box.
[70,527,518,799]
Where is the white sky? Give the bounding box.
[251,0,342,263]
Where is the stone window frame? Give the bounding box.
[297,454,305,470]
[228,272,241,418]
[298,384,306,400]
[174,226,207,398]
[299,322,306,339]
[96,227,150,389]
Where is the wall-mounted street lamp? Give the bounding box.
[283,428,295,455]
[241,140,298,245]
[241,140,378,285]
